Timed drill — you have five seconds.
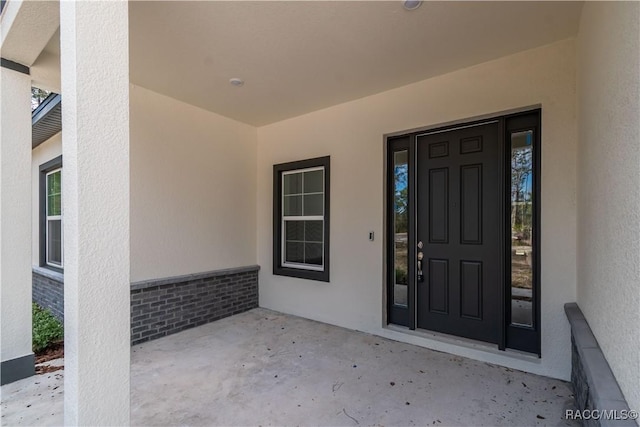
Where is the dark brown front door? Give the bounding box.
[416,122,501,344]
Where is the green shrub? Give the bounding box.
[32,303,63,353]
[395,267,408,285]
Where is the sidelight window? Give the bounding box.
[510,130,534,327]
[387,136,414,329]
[392,151,409,307]
[505,111,541,355]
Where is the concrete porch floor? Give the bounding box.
[2,308,576,426]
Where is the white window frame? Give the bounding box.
[281,166,325,271]
[45,168,63,268]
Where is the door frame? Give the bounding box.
[384,107,541,355]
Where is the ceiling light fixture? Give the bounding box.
[229,78,244,87]
[403,0,422,11]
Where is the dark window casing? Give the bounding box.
[39,155,63,273]
[273,156,330,282]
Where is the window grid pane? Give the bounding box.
[282,168,324,219]
[47,171,61,195]
[47,219,62,266]
[304,243,323,265]
[283,219,324,268]
[304,220,323,243]
[285,241,304,264]
[284,195,302,216]
[303,194,323,216]
[303,170,323,193]
[47,170,62,216]
[284,172,302,195]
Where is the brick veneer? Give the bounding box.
[565,303,636,427]
[32,265,259,346]
[32,267,64,322]
[130,265,260,345]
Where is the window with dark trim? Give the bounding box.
[273,156,330,282]
[39,156,63,273]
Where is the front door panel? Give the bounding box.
[416,122,501,344]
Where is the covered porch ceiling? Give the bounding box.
[30,1,583,126]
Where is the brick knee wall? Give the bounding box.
[571,335,597,424]
[565,303,636,427]
[130,265,259,345]
[32,268,64,322]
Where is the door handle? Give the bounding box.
[417,250,424,282]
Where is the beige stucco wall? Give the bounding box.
[129,85,258,282]
[31,132,62,267]
[31,86,259,283]
[257,39,578,380]
[1,66,34,367]
[576,2,640,411]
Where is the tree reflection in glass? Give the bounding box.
[394,151,409,307]
[510,131,534,326]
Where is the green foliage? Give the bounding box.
[394,163,408,233]
[31,87,51,111]
[395,267,408,285]
[32,303,63,353]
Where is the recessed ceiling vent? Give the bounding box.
[229,78,245,87]
[403,1,422,11]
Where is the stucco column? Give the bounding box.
[0,65,34,385]
[60,1,130,425]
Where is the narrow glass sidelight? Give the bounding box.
[510,130,534,327]
[393,150,409,307]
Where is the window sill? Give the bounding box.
[32,266,64,282]
[274,266,329,283]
